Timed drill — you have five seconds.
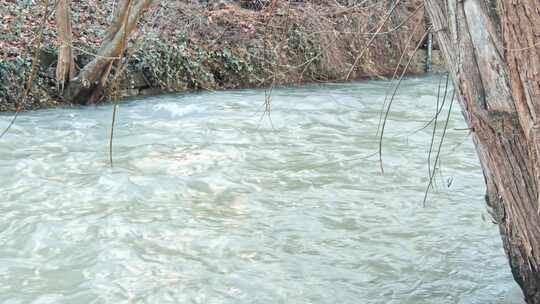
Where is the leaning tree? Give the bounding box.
[55,0,156,104]
[424,0,540,302]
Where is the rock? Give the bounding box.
[119,88,140,98]
[120,71,150,89]
[139,87,164,96]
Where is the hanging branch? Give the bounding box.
[0,0,50,139]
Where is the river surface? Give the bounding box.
[0,76,522,303]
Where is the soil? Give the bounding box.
[0,0,430,112]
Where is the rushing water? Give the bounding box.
[0,76,522,303]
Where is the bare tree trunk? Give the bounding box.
[424,0,540,302]
[55,0,76,92]
[64,0,155,104]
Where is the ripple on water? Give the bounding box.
[0,76,522,303]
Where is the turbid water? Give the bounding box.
[0,76,522,303]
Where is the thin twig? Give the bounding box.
[377,27,431,174]
[408,73,450,135]
[258,0,279,129]
[375,11,424,138]
[427,73,449,178]
[0,0,50,139]
[423,91,455,207]
[109,0,134,167]
[345,0,401,80]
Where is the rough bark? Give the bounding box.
[55,0,76,92]
[64,0,155,104]
[424,0,540,303]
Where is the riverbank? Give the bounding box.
[0,0,438,112]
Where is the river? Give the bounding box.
[0,76,522,303]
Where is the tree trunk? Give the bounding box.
[55,0,76,92]
[64,0,155,104]
[423,0,540,302]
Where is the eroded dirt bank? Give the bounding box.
[0,0,436,112]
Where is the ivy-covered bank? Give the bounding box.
[0,0,434,112]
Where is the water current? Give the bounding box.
[0,76,522,303]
